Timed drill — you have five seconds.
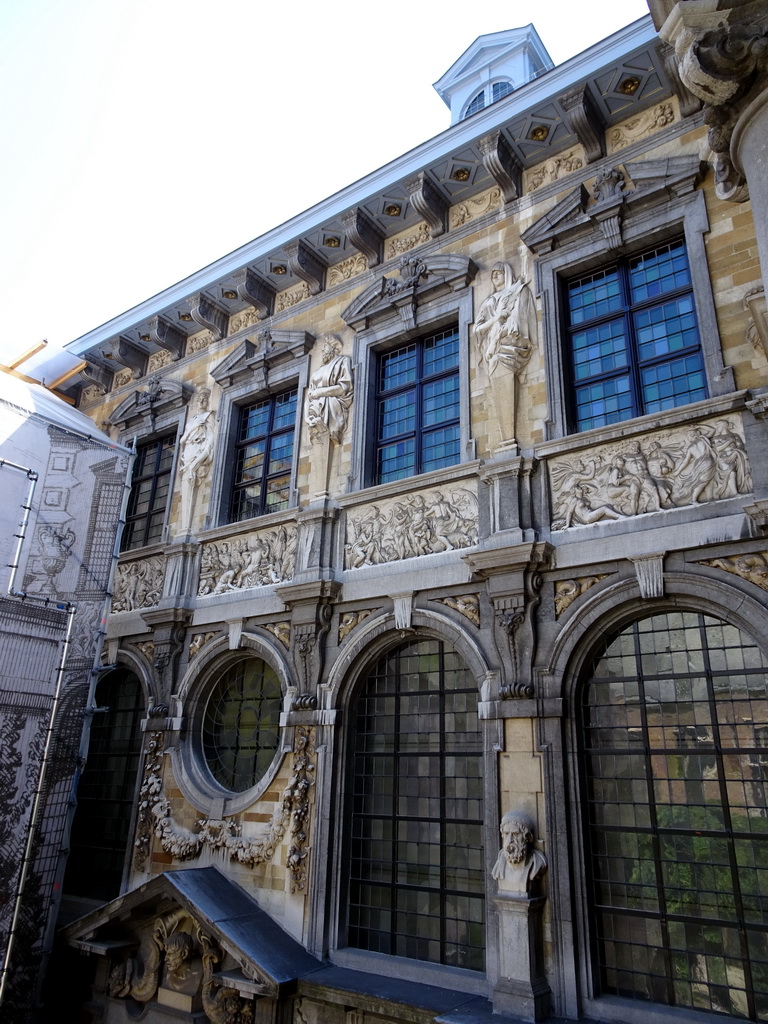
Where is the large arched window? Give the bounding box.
[346,638,485,971]
[580,610,768,1019]
[64,668,144,901]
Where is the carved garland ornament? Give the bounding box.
[699,551,768,591]
[134,728,315,891]
[345,487,478,569]
[384,223,430,259]
[525,150,584,191]
[435,594,480,626]
[549,416,752,530]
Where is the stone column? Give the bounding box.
[657,1,768,288]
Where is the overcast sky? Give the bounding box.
[1,0,649,360]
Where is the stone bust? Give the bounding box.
[491,810,547,893]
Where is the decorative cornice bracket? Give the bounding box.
[341,207,384,268]
[285,240,327,296]
[478,130,522,204]
[189,293,229,341]
[559,85,605,164]
[404,172,448,238]
[234,267,276,321]
[148,315,187,360]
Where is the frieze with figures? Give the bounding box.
[549,417,752,530]
[113,556,166,612]
[345,487,478,569]
[198,525,297,595]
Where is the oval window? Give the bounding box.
[201,658,281,793]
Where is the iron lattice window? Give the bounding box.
[374,326,460,484]
[231,389,297,522]
[580,611,768,1020]
[565,240,707,432]
[121,435,175,550]
[347,639,485,971]
[464,81,513,118]
[64,669,144,900]
[202,658,281,793]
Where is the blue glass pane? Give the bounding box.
[630,241,691,302]
[575,375,632,431]
[379,391,416,440]
[635,295,698,361]
[268,433,293,474]
[237,441,265,483]
[423,328,459,376]
[422,425,460,472]
[568,268,622,325]
[465,90,485,116]
[265,476,290,511]
[378,439,416,482]
[272,390,297,431]
[641,353,707,412]
[492,81,513,102]
[380,345,417,391]
[422,374,459,427]
[571,319,628,381]
[240,400,270,441]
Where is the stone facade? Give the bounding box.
[46,9,768,1024]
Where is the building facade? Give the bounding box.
[50,5,768,1024]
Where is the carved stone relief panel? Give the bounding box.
[549,416,753,530]
[344,487,478,569]
[189,632,216,660]
[338,609,374,643]
[228,306,260,334]
[606,100,676,153]
[275,282,310,313]
[699,551,768,592]
[450,186,503,228]
[435,594,480,626]
[554,575,607,616]
[113,555,166,612]
[264,621,291,648]
[328,253,367,286]
[198,525,297,595]
[187,329,216,354]
[524,149,584,192]
[148,349,173,373]
[113,367,135,388]
[384,222,430,260]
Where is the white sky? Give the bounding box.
[1,0,649,359]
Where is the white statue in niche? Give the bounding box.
[492,811,547,894]
[305,335,354,444]
[473,261,537,449]
[473,261,537,377]
[178,387,215,533]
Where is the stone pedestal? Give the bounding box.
[493,893,550,1022]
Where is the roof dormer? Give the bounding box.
[433,25,555,125]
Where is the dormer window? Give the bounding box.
[462,80,513,119]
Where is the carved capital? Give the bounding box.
[234,266,275,320]
[478,130,522,203]
[404,172,448,238]
[285,240,326,296]
[341,206,384,268]
[559,85,605,163]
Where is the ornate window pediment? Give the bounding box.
[108,375,193,433]
[211,329,314,391]
[63,866,320,1007]
[521,155,704,255]
[341,253,477,333]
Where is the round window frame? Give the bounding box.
[175,638,289,816]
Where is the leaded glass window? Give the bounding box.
[64,669,144,900]
[565,240,706,432]
[122,435,175,550]
[202,658,281,793]
[374,327,460,484]
[230,389,297,522]
[347,638,485,971]
[581,611,768,1019]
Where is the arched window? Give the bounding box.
[64,669,144,901]
[580,610,768,1019]
[201,656,281,793]
[345,638,485,971]
[462,80,513,119]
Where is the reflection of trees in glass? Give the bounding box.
[581,611,768,1018]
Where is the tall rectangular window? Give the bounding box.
[230,388,297,522]
[374,326,460,484]
[566,240,707,432]
[121,435,175,551]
